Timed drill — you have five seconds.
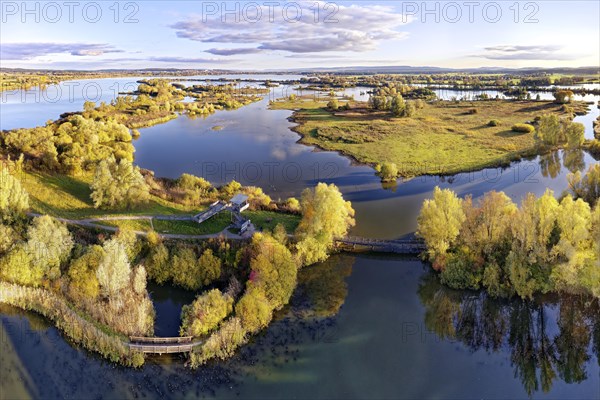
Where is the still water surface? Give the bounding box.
[1,78,599,399]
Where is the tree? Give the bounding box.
[90,155,150,209]
[327,98,339,110]
[25,215,74,281]
[171,246,199,289]
[0,245,39,286]
[417,187,466,262]
[96,238,132,298]
[180,289,233,336]
[0,167,29,221]
[146,243,170,284]
[250,234,298,309]
[391,94,406,117]
[295,183,355,265]
[403,101,417,117]
[536,114,564,146]
[553,90,574,104]
[235,287,273,333]
[378,162,398,182]
[68,245,103,300]
[568,164,600,206]
[132,265,147,295]
[0,224,18,254]
[197,249,221,286]
[565,123,585,149]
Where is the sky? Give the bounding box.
[1,1,599,70]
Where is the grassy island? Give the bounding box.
[271,97,588,177]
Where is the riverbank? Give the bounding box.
[0,282,144,366]
[271,98,588,177]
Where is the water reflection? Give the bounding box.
[418,274,600,396]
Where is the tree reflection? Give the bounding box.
[418,274,599,396]
[562,149,586,173]
[539,152,562,178]
[298,254,354,318]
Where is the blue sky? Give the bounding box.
[1,1,598,70]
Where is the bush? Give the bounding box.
[511,123,535,133]
[467,108,478,114]
[180,289,233,336]
[488,119,500,127]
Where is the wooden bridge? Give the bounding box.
[336,235,426,255]
[128,336,200,354]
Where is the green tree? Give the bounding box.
[391,94,406,117]
[171,246,199,289]
[565,122,585,149]
[25,215,74,281]
[0,167,29,221]
[97,238,132,298]
[327,98,339,110]
[417,187,466,262]
[197,249,222,286]
[536,114,564,146]
[90,155,150,209]
[146,243,170,284]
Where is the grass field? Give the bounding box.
[246,210,301,233]
[19,170,197,219]
[91,219,153,232]
[153,214,231,235]
[271,98,584,177]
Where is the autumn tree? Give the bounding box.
[235,287,273,333]
[249,233,297,309]
[197,249,222,286]
[377,162,398,182]
[536,114,564,146]
[96,238,132,298]
[565,122,585,149]
[90,155,150,209]
[68,245,104,300]
[180,289,233,336]
[417,187,466,263]
[0,167,29,221]
[295,183,355,265]
[391,94,406,117]
[25,215,74,282]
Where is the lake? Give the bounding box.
[1,78,599,399]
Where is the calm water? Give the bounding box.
[2,255,598,399]
[1,78,599,399]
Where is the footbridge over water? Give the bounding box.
[336,235,426,255]
[128,336,201,354]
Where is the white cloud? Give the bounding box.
[171,2,411,54]
[1,43,123,60]
[476,45,578,61]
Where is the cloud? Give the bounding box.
[205,48,264,56]
[147,56,238,63]
[476,45,578,60]
[171,2,410,54]
[1,43,123,60]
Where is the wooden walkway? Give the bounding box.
[193,201,226,224]
[336,236,426,255]
[128,336,201,354]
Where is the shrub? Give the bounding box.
[488,119,500,127]
[467,108,478,114]
[180,289,233,336]
[511,123,535,133]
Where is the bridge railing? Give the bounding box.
[129,336,193,344]
[129,343,194,354]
